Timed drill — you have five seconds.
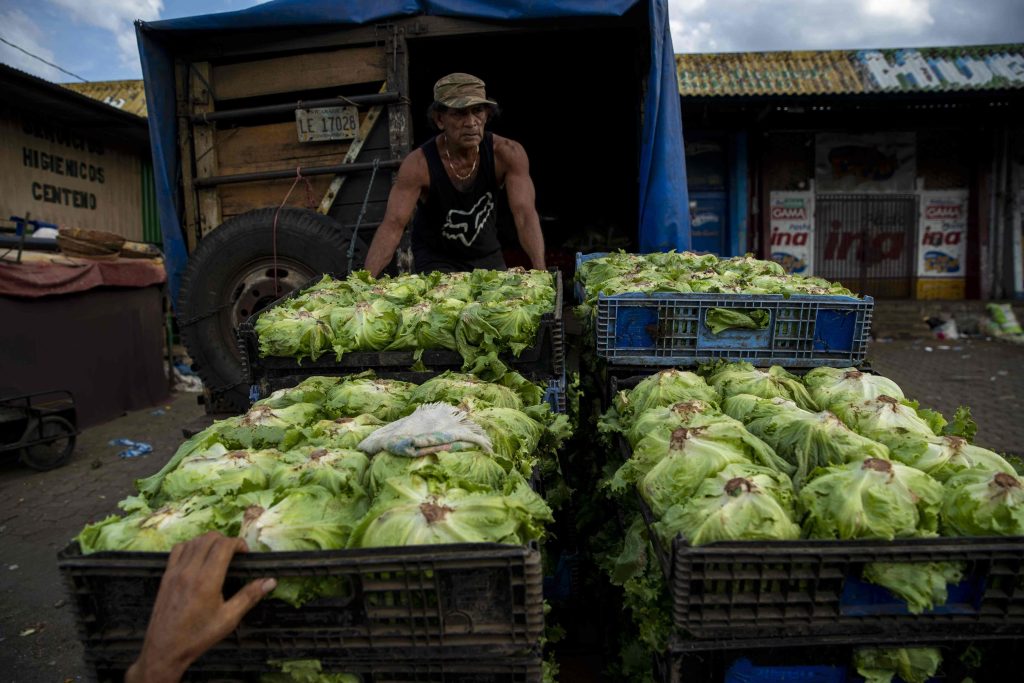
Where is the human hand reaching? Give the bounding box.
[125,531,276,683]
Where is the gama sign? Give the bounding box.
[917,190,968,278]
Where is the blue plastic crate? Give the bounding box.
[573,251,605,303]
[543,372,567,414]
[725,659,849,683]
[595,292,873,368]
[575,252,874,368]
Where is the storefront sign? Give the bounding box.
[815,132,915,192]
[917,190,968,278]
[768,191,814,274]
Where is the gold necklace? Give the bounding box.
[442,134,478,181]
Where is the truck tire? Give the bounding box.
[178,208,367,414]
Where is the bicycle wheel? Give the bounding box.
[20,415,76,471]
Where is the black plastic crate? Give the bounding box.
[239,270,565,386]
[92,656,543,683]
[60,541,544,673]
[637,493,1024,640]
[606,373,1024,640]
[656,635,1016,683]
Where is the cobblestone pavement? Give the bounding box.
[867,337,1024,457]
[0,391,206,682]
[1,339,1022,680]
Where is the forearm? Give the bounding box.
[126,652,189,683]
[514,212,546,270]
[363,223,406,276]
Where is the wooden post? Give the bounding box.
[386,24,413,271]
[189,62,222,237]
[175,61,199,253]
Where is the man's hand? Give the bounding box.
[125,532,276,683]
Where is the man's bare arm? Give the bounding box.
[500,139,546,270]
[125,533,275,683]
[363,151,428,276]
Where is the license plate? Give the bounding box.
[295,106,359,142]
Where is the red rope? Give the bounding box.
[271,167,317,295]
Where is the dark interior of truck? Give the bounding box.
[177,3,649,275]
[406,8,648,269]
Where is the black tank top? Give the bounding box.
[411,132,505,273]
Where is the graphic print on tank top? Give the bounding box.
[441,191,495,247]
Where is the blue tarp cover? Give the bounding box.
[137,0,689,303]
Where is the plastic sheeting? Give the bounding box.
[137,0,690,305]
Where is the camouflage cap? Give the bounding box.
[433,72,498,109]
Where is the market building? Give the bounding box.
[0,67,166,427]
[0,65,158,242]
[678,44,1024,300]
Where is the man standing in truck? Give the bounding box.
[363,72,545,275]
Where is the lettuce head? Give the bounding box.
[609,413,790,515]
[408,371,525,410]
[702,362,816,410]
[941,469,1024,536]
[612,370,720,423]
[158,447,287,502]
[798,458,943,540]
[255,376,341,409]
[324,375,414,421]
[862,560,964,614]
[651,463,801,546]
[724,394,890,489]
[77,494,230,554]
[300,414,386,450]
[255,308,334,361]
[831,395,938,446]
[347,473,552,548]
[854,647,942,683]
[238,486,367,553]
[803,367,905,412]
[269,447,370,497]
[329,299,400,357]
[620,399,720,448]
[886,434,1015,483]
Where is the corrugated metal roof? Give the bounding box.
[677,44,1024,97]
[63,79,147,117]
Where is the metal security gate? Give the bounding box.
[815,194,917,298]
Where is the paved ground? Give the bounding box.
[867,337,1024,457]
[0,391,207,682]
[1,338,1022,681]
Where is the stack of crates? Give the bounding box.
[576,252,1024,682]
[59,270,571,682]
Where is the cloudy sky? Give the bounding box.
[1,0,1023,83]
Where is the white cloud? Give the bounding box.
[0,9,63,81]
[48,0,162,73]
[670,18,718,53]
[663,0,1024,54]
[863,0,934,26]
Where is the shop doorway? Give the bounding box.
[815,194,917,298]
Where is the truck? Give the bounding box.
[136,0,689,412]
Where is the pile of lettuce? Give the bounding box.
[574,251,858,324]
[598,361,1021,652]
[77,370,570,607]
[254,268,555,367]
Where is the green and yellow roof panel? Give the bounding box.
[63,79,148,117]
[676,44,1024,97]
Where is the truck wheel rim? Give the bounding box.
[219,257,317,360]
